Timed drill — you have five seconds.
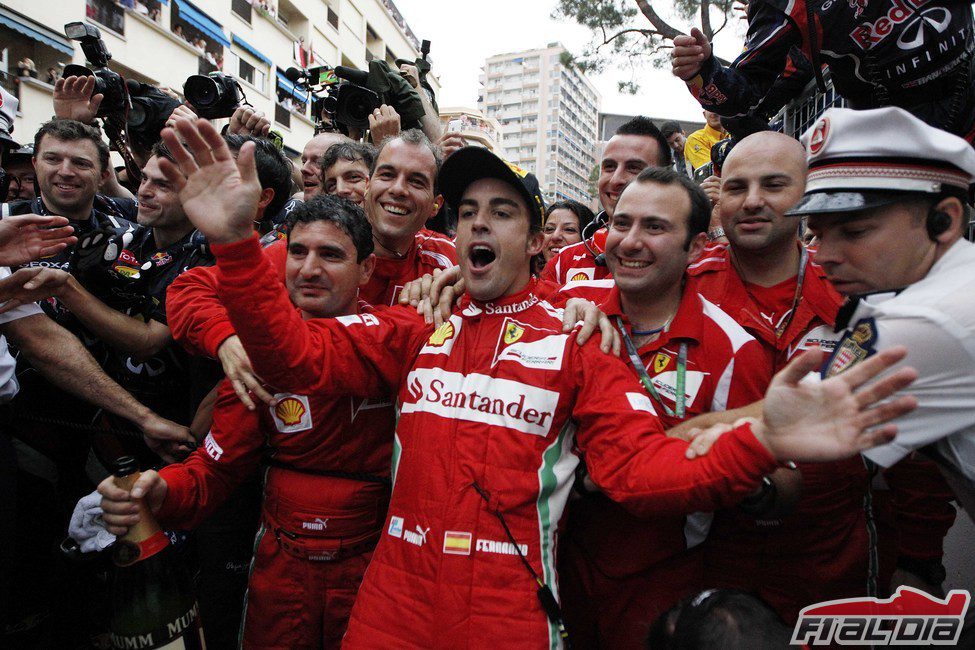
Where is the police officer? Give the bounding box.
[788,106,975,517]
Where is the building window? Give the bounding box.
[275,102,291,127]
[327,6,339,29]
[229,53,266,93]
[231,0,252,22]
[87,0,126,35]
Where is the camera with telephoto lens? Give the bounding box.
[183,72,246,120]
[126,81,180,154]
[284,65,380,133]
[63,22,128,118]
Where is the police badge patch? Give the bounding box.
[823,318,877,378]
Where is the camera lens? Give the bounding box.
[127,98,147,129]
[346,88,378,122]
[184,75,220,107]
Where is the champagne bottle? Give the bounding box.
[109,456,206,650]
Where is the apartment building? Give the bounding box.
[478,42,600,206]
[438,106,500,153]
[0,0,436,157]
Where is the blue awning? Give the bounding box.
[232,34,272,67]
[276,70,308,103]
[0,7,74,57]
[173,0,230,48]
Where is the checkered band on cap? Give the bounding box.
[800,107,975,194]
[806,159,974,194]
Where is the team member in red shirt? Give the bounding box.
[99,195,396,648]
[167,129,456,406]
[150,120,917,648]
[556,167,773,647]
[541,116,670,285]
[689,131,954,622]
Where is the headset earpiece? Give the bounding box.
[926,209,952,239]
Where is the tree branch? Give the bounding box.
[700,0,714,40]
[599,27,657,46]
[633,0,683,40]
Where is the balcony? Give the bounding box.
[87,0,126,36]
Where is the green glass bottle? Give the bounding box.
[109,456,206,649]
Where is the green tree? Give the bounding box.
[554,0,737,93]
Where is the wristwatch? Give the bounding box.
[739,475,777,515]
[707,227,726,242]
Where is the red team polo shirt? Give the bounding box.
[553,279,772,648]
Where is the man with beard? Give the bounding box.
[555,167,773,648]
[99,196,397,648]
[155,117,918,648]
[541,116,670,286]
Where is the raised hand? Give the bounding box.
[53,75,103,124]
[228,106,271,137]
[157,119,261,244]
[752,346,919,462]
[671,28,713,80]
[0,214,77,266]
[369,104,402,145]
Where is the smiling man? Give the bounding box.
[359,130,456,306]
[298,132,350,200]
[555,167,772,648]
[150,118,919,649]
[99,195,397,649]
[541,116,671,286]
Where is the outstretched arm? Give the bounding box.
[672,5,801,117]
[156,118,423,395]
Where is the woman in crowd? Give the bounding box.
[536,199,595,274]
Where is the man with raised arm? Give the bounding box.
[151,118,917,649]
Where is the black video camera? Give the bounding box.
[126,81,180,154]
[183,72,246,120]
[63,22,129,118]
[284,65,380,133]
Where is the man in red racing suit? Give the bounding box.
[154,124,917,649]
[101,196,396,648]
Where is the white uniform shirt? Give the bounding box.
[823,240,975,495]
[0,266,41,401]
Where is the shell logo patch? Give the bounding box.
[428,321,455,347]
[653,352,671,373]
[270,394,313,433]
[568,268,594,282]
[503,322,525,345]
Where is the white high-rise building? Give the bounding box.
[478,42,600,206]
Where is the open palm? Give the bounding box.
[157,119,262,244]
[758,346,918,462]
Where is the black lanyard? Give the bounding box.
[733,245,808,339]
[617,316,688,419]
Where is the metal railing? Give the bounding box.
[773,74,847,140]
